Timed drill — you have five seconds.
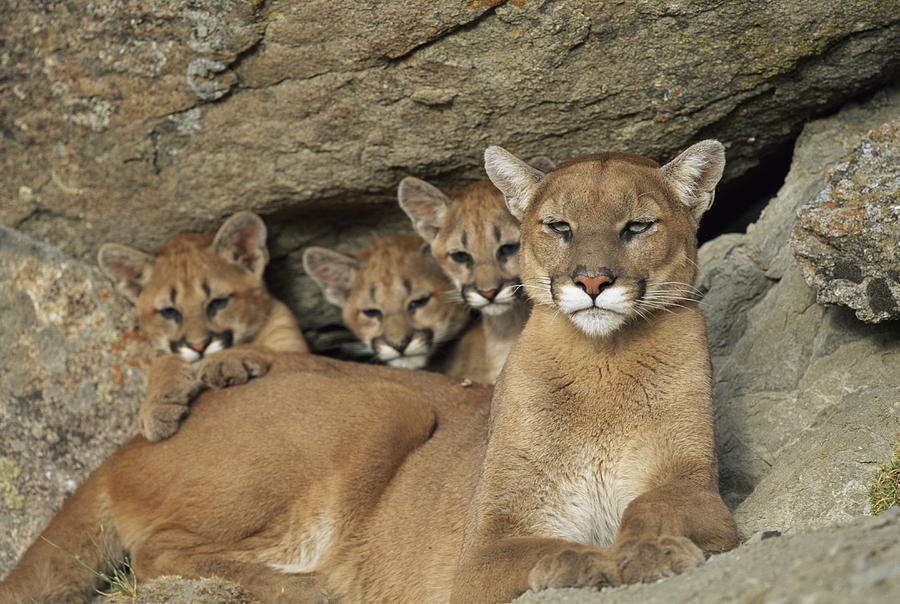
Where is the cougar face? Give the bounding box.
[487,146,722,338]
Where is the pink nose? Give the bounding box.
[189,340,209,353]
[479,289,498,301]
[573,274,614,296]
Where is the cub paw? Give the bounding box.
[528,547,619,591]
[613,535,705,584]
[197,349,271,390]
[140,363,201,442]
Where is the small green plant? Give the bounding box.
[868,435,900,516]
[42,533,137,600]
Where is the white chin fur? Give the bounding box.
[480,303,513,316]
[568,309,627,337]
[386,355,429,370]
[178,348,202,364]
[557,284,632,337]
[176,339,226,364]
[466,285,518,315]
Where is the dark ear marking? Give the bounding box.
[398,177,451,243]
[97,242,154,304]
[484,146,546,221]
[212,211,269,277]
[302,246,360,308]
[660,140,726,221]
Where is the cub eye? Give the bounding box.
[158,307,181,321]
[624,221,654,236]
[408,295,431,311]
[206,296,230,316]
[546,221,571,236]
[361,308,383,320]
[449,251,472,265]
[498,243,520,259]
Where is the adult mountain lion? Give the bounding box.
[302,234,472,375]
[97,211,308,441]
[1,142,736,603]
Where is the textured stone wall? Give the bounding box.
[3,1,900,341]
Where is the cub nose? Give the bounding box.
[573,271,615,297]
[189,338,210,353]
[385,333,413,354]
[478,288,498,301]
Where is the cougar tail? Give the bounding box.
[0,465,123,604]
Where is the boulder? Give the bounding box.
[3,0,900,342]
[790,119,900,323]
[697,86,900,536]
[0,227,150,573]
[2,54,900,604]
[515,508,900,604]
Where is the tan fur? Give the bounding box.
[97,212,308,442]
[2,143,736,604]
[302,234,472,375]
[399,178,531,383]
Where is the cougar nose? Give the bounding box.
[573,271,615,297]
[479,288,498,301]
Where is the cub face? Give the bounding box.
[98,212,274,362]
[485,141,725,337]
[398,179,523,316]
[303,235,469,369]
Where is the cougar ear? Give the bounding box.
[660,140,726,222]
[527,155,557,173]
[302,246,360,308]
[212,211,269,278]
[484,146,546,221]
[397,177,450,243]
[97,243,154,304]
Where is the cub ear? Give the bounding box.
[397,177,450,243]
[97,243,154,304]
[484,146,546,221]
[302,246,360,308]
[212,211,269,278]
[660,140,726,221]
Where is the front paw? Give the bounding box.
[140,373,201,442]
[197,349,271,389]
[613,535,705,584]
[528,547,620,591]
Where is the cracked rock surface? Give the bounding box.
[3,1,900,342]
[790,120,900,323]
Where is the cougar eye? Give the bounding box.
[158,307,181,321]
[361,308,383,320]
[546,221,571,235]
[206,296,230,317]
[449,251,472,265]
[408,295,432,311]
[624,221,654,236]
[497,243,520,259]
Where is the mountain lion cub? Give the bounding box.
[97,211,308,441]
[398,178,529,383]
[302,234,471,374]
[1,142,735,603]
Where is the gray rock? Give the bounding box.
[3,0,900,341]
[790,119,900,323]
[0,227,151,574]
[3,76,900,604]
[698,87,900,534]
[514,508,900,604]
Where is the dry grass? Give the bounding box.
[868,435,900,516]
